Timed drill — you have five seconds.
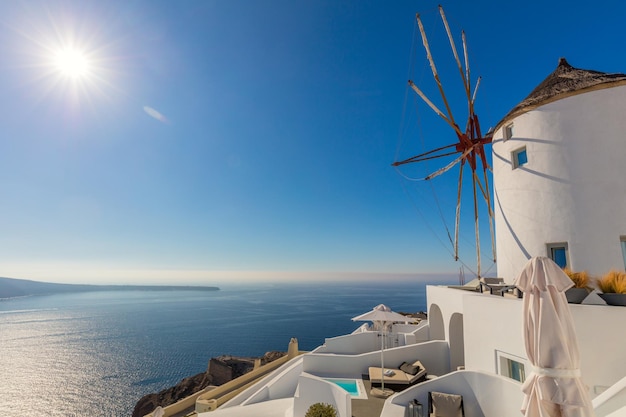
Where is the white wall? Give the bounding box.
[303,341,451,378]
[428,285,476,371]
[570,303,626,395]
[463,294,526,374]
[243,360,302,406]
[314,332,380,354]
[492,85,626,282]
[403,325,430,345]
[392,323,424,333]
[224,357,303,408]
[197,398,294,417]
[459,288,626,399]
[293,374,351,417]
[313,323,425,355]
[381,371,523,417]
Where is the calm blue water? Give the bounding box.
[325,379,359,396]
[0,281,431,416]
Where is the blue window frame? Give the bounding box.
[512,146,528,169]
[621,237,626,269]
[548,243,568,268]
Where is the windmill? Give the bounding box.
[393,6,495,278]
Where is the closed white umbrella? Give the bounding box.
[514,257,594,417]
[352,304,408,397]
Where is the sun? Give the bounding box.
[53,48,91,79]
[16,11,115,104]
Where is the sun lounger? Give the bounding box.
[428,391,464,417]
[479,277,518,296]
[368,360,427,385]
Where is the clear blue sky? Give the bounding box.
[0,0,624,284]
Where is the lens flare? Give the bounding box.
[143,106,169,123]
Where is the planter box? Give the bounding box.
[598,293,626,306]
[565,288,590,304]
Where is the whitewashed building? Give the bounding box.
[491,58,626,282]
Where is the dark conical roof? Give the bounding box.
[495,58,626,131]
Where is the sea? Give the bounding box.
[0,280,437,417]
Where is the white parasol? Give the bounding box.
[352,304,408,397]
[514,257,594,417]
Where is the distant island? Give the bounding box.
[0,277,219,299]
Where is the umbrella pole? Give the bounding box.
[377,324,394,397]
[380,329,385,393]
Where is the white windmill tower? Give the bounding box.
[491,58,626,281]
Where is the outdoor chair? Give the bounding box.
[368,359,427,386]
[428,391,464,417]
[479,277,518,296]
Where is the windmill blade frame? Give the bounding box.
[393,6,495,278]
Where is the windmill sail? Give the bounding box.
[393,6,495,277]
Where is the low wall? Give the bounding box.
[383,371,523,417]
[196,398,294,417]
[396,322,429,345]
[303,341,450,378]
[239,357,303,406]
[413,323,430,343]
[315,332,380,354]
[391,323,423,333]
[293,374,351,417]
[314,323,429,355]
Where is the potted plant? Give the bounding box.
[305,403,338,417]
[597,270,626,306]
[563,269,592,304]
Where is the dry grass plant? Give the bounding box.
[597,270,626,294]
[562,268,591,289]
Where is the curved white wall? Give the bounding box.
[492,85,626,281]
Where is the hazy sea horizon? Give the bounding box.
[0,280,445,416]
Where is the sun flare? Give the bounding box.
[53,48,90,79]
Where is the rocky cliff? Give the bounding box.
[132,351,285,417]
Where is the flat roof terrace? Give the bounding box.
[351,378,386,417]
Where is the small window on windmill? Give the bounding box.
[503,123,514,141]
[547,243,569,269]
[511,146,528,169]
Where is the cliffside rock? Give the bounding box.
[262,351,286,363]
[131,372,211,417]
[132,351,286,417]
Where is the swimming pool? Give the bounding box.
[323,378,368,399]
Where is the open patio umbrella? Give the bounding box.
[352,304,408,397]
[514,257,594,417]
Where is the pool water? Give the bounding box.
[324,378,360,396]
